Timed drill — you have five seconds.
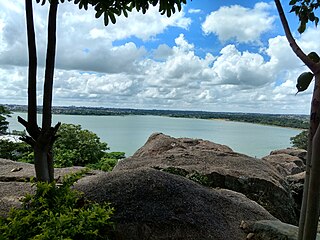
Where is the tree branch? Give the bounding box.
[274,0,319,74]
[25,0,39,137]
[42,0,58,131]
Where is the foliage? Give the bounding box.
[53,123,109,167]
[291,130,308,150]
[0,123,124,170]
[0,140,33,162]
[0,170,115,240]
[289,0,320,33]
[35,0,188,26]
[0,105,11,135]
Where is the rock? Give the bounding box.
[243,220,320,240]
[115,133,298,225]
[270,148,307,164]
[287,172,305,210]
[0,158,95,217]
[0,182,34,217]
[75,168,276,240]
[262,154,305,178]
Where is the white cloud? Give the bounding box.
[188,9,201,14]
[202,2,275,43]
[0,1,319,114]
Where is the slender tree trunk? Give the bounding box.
[274,1,320,239]
[303,74,320,240]
[25,0,38,137]
[43,0,58,132]
[38,0,59,182]
[21,0,60,183]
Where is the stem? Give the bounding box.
[274,0,318,74]
[42,0,58,131]
[303,74,320,240]
[25,0,39,138]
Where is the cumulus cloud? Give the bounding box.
[202,2,275,43]
[0,1,319,114]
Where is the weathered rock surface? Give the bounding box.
[0,158,87,182]
[262,154,305,178]
[263,148,307,212]
[243,220,320,240]
[270,148,307,164]
[115,133,298,224]
[75,168,276,240]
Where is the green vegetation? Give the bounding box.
[53,124,110,167]
[0,170,115,240]
[0,123,124,171]
[0,140,32,162]
[0,105,11,135]
[291,130,308,150]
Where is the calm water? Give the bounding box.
[7,112,302,158]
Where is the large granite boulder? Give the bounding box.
[75,168,276,240]
[114,133,298,225]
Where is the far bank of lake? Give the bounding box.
[7,112,302,158]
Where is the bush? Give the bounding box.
[0,170,115,240]
[53,124,109,167]
[290,130,308,150]
[0,140,33,162]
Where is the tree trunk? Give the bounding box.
[303,73,320,240]
[274,1,320,239]
[37,0,59,183]
[25,0,38,138]
[21,0,60,183]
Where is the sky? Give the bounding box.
[0,1,319,114]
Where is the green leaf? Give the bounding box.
[109,12,116,24]
[104,12,109,26]
[95,9,103,18]
[298,22,306,33]
[296,71,314,94]
[289,0,297,5]
[307,52,320,63]
[123,8,128,18]
[315,17,319,26]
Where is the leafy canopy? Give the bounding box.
[289,0,320,33]
[36,0,188,25]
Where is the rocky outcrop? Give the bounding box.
[75,168,276,240]
[262,154,305,178]
[0,134,309,239]
[270,148,307,164]
[242,220,320,240]
[263,148,307,212]
[115,133,298,225]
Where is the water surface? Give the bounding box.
[7,112,302,158]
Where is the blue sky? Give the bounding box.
[0,0,319,114]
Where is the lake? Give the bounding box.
[7,112,302,158]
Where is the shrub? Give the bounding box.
[0,140,33,162]
[290,130,308,150]
[0,170,115,240]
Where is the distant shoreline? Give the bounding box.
[6,104,309,130]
